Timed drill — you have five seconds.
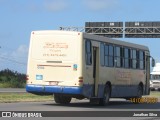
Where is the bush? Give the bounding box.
[0,69,26,88]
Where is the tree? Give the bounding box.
[0,69,26,88]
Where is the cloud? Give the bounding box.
[0,0,69,13]
[43,0,69,12]
[11,45,28,60]
[82,0,118,11]
[0,45,28,73]
[28,0,69,13]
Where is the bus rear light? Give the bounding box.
[78,77,83,83]
[78,80,83,83]
[26,75,29,80]
[78,77,83,79]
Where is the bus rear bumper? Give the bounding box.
[26,84,83,95]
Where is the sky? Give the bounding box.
[0,0,160,73]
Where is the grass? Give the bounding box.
[0,83,25,88]
[0,91,159,103]
[0,93,53,103]
[0,83,14,88]
[149,91,160,97]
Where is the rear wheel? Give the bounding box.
[99,84,110,106]
[137,85,143,98]
[131,85,143,104]
[54,94,72,104]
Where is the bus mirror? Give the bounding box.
[152,58,155,67]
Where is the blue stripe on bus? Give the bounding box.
[26,84,104,98]
[26,84,83,95]
[26,84,141,98]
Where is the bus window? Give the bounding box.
[139,51,145,69]
[100,43,105,66]
[104,44,109,66]
[109,45,114,67]
[115,46,121,67]
[129,49,132,68]
[132,49,137,69]
[85,40,92,65]
[124,48,129,68]
[136,50,140,69]
[120,47,124,68]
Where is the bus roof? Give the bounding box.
[83,32,149,51]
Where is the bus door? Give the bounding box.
[93,47,99,97]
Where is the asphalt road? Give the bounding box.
[0,99,159,119]
[0,98,159,111]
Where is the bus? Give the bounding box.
[26,30,154,105]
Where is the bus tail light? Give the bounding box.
[78,77,83,84]
[26,75,29,80]
[78,80,83,83]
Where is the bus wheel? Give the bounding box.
[137,85,143,98]
[99,84,110,106]
[54,94,61,103]
[60,95,72,104]
[54,94,71,104]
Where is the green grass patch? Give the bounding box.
[0,83,25,88]
[0,91,159,103]
[149,91,160,97]
[0,93,53,103]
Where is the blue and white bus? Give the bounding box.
[26,30,154,105]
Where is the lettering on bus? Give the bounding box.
[43,42,68,57]
[43,53,66,57]
[116,70,131,81]
[43,42,68,49]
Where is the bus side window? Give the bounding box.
[85,40,92,65]
[132,49,137,69]
[124,48,129,68]
[108,45,114,67]
[120,47,124,67]
[115,46,121,67]
[100,43,105,66]
[136,50,140,69]
[104,44,109,66]
[139,51,145,70]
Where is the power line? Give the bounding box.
[0,56,27,66]
[0,53,28,59]
[0,45,28,59]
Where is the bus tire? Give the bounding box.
[137,85,143,98]
[99,84,110,106]
[54,94,61,103]
[60,96,72,104]
[54,94,71,104]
